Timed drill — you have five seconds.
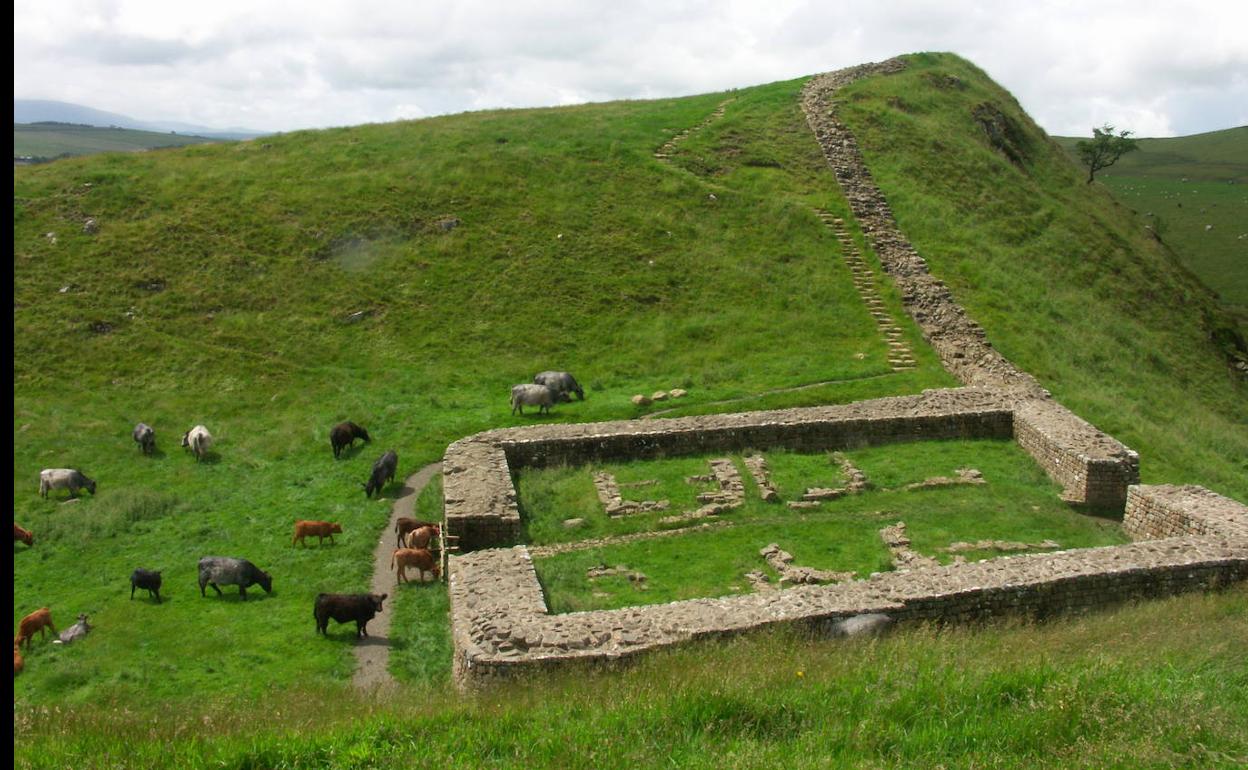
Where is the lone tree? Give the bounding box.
[1076,124,1139,184]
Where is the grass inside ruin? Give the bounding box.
[519,439,1130,613]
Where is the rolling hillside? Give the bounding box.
[13,53,1248,767]
[14,122,220,163]
[1054,128,1248,321]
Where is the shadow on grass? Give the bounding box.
[1066,502,1125,523]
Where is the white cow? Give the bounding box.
[181,425,213,461]
[39,468,97,498]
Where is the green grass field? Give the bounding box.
[14,122,219,160]
[1054,128,1248,320]
[13,52,1248,766]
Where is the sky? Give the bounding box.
[13,0,1248,137]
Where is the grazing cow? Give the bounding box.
[54,614,92,645]
[330,421,371,459]
[403,525,440,551]
[181,425,213,462]
[394,517,438,547]
[313,593,387,638]
[13,643,22,676]
[38,469,97,499]
[13,523,34,547]
[391,548,440,583]
[198,556,272,600]
[292,520,343,547]
[363,450,398,498]
[15,608,56,649]
[133,422,156,455]
[130,569,163,603]
[510,383,556,416]
[534,371,584,402]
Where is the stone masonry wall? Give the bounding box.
[1124,484,1248,541]
[799,59,1140,505]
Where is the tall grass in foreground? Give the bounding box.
[17,587,1248,769]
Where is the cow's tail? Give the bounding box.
[313,594,325,619]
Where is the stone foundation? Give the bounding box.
[1124,484,1248,541]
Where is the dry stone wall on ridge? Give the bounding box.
[439,59,1246,689]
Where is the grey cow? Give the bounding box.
[510,383,556,416]
[534,371,584,402]
[39,468,97,498]
[133,423,156,455]
[55,614,92,644]
[198,556,272,600]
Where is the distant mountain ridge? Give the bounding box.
[13,99,268,140]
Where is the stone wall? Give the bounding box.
[1124,484,1248,541]
[1013,399,1140,508]
[450,533,1248,689]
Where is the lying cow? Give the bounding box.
[534,371,585,402]
[510,383,556,416]
[181,425,213,462]
[130,568,163,603]
[363,450,398,498]
[330,421,371,459]
[313,593,387,639]
[38,469,97,499]
[15,608,56,649]
[403,525,440,551]
[13,523,34,547]
[391,548,439,583]
[54,614,92,645]
[394,517,438,548]
[133,422,156,455]
[198,556,272,600]
[292,520,343,547]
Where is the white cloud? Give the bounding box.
[13,0,1248,135]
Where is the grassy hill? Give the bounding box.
[13,53,1248,767]
[1054,128,1248,321]
[14,122,220,162]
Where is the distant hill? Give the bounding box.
[13,99,268,140]
[1055,128,1248,322]
[14,122,220,163]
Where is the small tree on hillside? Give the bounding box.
[1076,124,1139,184]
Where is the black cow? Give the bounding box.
[198,556,272,600]
[534,371,584,402]
[330,421,371,459]
[313,593,387,638]
[130,568,163,603]
[363,450,398,498]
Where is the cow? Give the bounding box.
[130,568,163,603]
[13,643,22,676]
[330,421,371,459]
[363,450,398,498]
[510,383,556,416]
[292,520,343,547]
[38,469,96,499]
[403,525,440,551]
[181,425,213,462]
[15,608,56,649]
[198,556,272,600]
[313,593,387,639]
[534,371,585,402]
[394,517,437,548]
[13,523,34,547]
[391,548,440,583]
[54,614,91,645]
[133,422,156,455]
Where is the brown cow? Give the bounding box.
[13,523,34,547]
[292,520,343,547]
[15,608,56,649]
[13,643,22,676]
[394,517,438,548]
[391,548,439,584]
[403,525,439,551]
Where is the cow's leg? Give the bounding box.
[131,584,136,600]
[210,582,224,596]
[239,586,247,600]
[153,588,161,604]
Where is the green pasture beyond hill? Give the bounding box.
[14,122,218,161]
[13,52,1248,766]
[1054,128,1248,321]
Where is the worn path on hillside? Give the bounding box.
[353,462,442,693]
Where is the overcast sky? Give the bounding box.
[13,0,1248,137]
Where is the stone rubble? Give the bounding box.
[880,521,941,570]
[941,539,1060,554]
[904,467,985,490]
[743,454,780,502]
[593,471,669,517]
[760,543,856,585]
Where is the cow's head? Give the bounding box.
[371,593,387,611]
[84,477,97,495]
[330,523,343,534]
[258,571,273,594]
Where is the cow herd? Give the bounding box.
[15,369,584,676]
